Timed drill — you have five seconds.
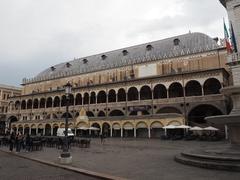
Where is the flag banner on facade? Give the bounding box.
[224,20,233,54]
[230,21,238,53]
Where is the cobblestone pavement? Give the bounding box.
[1,138,240,180]
[0,151,99,180]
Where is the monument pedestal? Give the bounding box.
[59,152,72,164]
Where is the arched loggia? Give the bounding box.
[108,89,116,102]
[117,88,126,102]
[97,91,106,103]
[185,80,202,96]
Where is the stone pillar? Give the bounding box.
[121,128,123,138]
[147,127,150,138]
[51,127,53,136]
[134,128,136,138]
[43,128,45,136]
[110,127,113,137]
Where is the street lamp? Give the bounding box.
[59,81,72,164]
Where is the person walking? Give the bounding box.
[25,133,31,152]
[9,132,15,152]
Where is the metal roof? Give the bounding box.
[23,32,220,84]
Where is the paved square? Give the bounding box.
[3,138,239,180]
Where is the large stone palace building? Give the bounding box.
[7,32,231,138]
[0,84,21,134]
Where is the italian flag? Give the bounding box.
[224,20,233,53]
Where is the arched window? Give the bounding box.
[75,93,82,105]
[90,92,96,104]
[33,99,39,109]
[46,97,52,108]
[153,84,167,99]
[39,98,45,108]
[97,91,106,103]
[185,80,202,96]
[53,96,60,107]
[83,93,89,105]
[27,99,32,109]
[169,82,183,98]
[108,89,116,102]
[128,87,138,101]
[117,88,126,102]
[140,85,152,100]
[203,78,221,95]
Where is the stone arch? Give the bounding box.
[203,78,221,95]
[52,123,59,136]
[83,92,89,105]
[136,121,148,138]
[108,89,116,103]
[117,88,126,102]
[112,123,121,137]
[97,91,107,103]
[61,95,67,107]
[91,123,101,129]
[156,107,182,114]
[21,100,26,109]
[39,98,45,108]
[33,99,39,109]
[98,111,106,117]
[153,84,167,99]
[185,80,202,96]
[169,82,183,98]
[123,122,134,137]
[46,97,53,108]
[109,109,125,116]
[188,104,223,124]
[53,96,60,107]
[90,92,96,104]
[75,93,82,105]
[60,123,65,128]
[128,87,138,101]
[30,124,37,135]
[26,99,32,109]
[150,121,164,138]
[15,101,20,110]
[140,85,152,100]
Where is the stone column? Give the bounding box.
[121,128,123,138]
[51,127,53,136]
[134,128,136,138]
[148,127,151,138]
[110,127,113,137]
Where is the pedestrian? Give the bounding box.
[100,133,104,144]
[9,132,15,152]
[25,133,31,152]
[15,132,20,152]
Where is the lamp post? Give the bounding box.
[59,82,72,164]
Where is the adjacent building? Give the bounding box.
[0,84,21,134]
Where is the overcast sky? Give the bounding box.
[0,0,227,86]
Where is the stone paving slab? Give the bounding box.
[1,138,240,180]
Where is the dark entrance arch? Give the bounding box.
[61,95,67,107]
[98,111,106,117]
[21,100,26,109]
[33,99,39,109]
[45,124,51,136]
[39,98,45,108]
[46,97,53,108]
[102,123,110,137]
[188,104,223,124]
[185,80,202,96]
[27,99,32,109]
[86,111,94,117]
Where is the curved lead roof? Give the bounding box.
[25,32,219,84]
